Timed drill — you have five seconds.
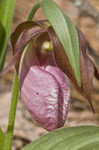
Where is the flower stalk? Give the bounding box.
[4,72,19,150]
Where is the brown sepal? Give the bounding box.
[0,21,47,75]
[48,27,95,112]
[87,43,99,81]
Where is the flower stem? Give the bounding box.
[4,72,19,150]
[3,2,40,149]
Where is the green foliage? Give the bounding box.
[27,2,40,21]
[0,0,16,149]
[22,126,99,150]
[0,0,16,71]
[0,129,5,150]
[41,0,81,86]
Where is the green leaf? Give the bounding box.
[27,2,40,21]
[4,72,19,150]
[0,23,6,68]
[0,0,16,71]
[41,0,81,86]
[0,129,5,150]
[22,126,99,150]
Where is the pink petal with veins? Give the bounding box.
[20,65,70,131]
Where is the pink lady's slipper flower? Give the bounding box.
[1,20,98,130]
[19,36,70,131]
[0,21,70,131]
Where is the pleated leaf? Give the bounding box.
[22,126,99,150]
[41,0,81,86]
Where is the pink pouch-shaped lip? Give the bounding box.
[19,40,70,131]
[21,65,70,131]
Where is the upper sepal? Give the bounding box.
[0,21,47,75]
